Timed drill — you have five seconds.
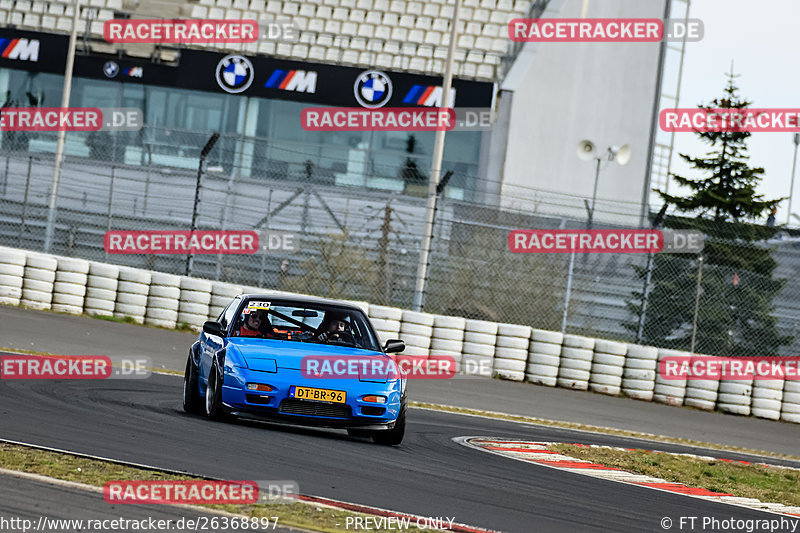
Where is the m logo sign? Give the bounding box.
[265,70,317,94]
[0,38,40,62]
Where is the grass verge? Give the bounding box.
[0,443,432,533]
[548,443,800,507]
[410,402,800,463]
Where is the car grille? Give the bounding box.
[279,399,351,418]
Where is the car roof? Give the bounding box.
[239,293,365,312]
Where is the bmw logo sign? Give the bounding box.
[103,61,119,78]
[354,70,392,108]
[215,55,254,94]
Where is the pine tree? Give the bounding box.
[627,70,791,355]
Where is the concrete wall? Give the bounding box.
[497,0,668,226]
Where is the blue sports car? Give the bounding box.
[183,294,407,445]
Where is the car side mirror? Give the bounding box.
[383,339,405,353]
[203,321,225,338]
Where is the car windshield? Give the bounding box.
[230,298,381,352]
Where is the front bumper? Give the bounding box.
[220,365,403,428]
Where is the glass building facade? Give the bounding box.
[0,30,494,201]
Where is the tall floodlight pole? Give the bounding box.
[43,0,81,252]
[411,0,461,311]
[787,133,800,225]
[186,132,220,276]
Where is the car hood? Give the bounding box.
[228,338,385,370]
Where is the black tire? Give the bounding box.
[372,405,406,446]
[204,362,226,421]
[183,353,202,414]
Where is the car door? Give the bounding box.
[199,296,241,390]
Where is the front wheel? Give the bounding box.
[372,405,406,446]
[205,363,227,421]
[183,353,202,414]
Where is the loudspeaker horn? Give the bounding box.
[577,140,596,161]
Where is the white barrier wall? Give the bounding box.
[0,248,26,306]
[146,272,181,329]
[368,305,402,345]
[589,340,627,396]
[1,245,798,425]
[114,267,151,324]
[526,329,563,386]
[782,380,800,424]
[21,253,57,310]
[399,310,434,359]
[431,315,466,373]
[462,319,497,377]
[683,355,719,411]
[557,335,595,391]
[717,377,753,417]
[750,379,783,421]
[51,256,89,315]
[84,262,118,317]
[621,345,658,401]
[209,282,243,321]
[493,323,531,382]
[653,348,688,406]
[178,276,212,328]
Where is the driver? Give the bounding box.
[316,312,355,344]
[238,309,272,337]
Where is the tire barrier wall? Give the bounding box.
[493,323,532,382]
[557,335,595,391]
[462,319,497,377]
[1,245,798,424]
[526,329,563,387]
[51,256,89,315]
[431,315,466,373]
[621,345,659,401]
[589,339,627,396]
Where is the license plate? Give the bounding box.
[291,386,346,403]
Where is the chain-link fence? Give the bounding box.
[1,128,799,357]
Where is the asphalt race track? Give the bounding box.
[1,307,800,532]
[0,371,798,533]
[2,306,799,456]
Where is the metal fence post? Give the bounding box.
[636,251,655,343]
[1,154,9,197]
[690,253,704,354]
[561,250,575,334]
[258,188,273,287]
[18,156,33,247]
[104,166,116,262]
